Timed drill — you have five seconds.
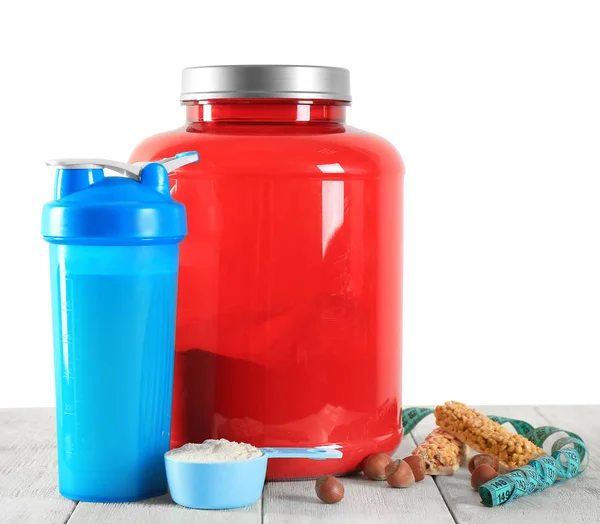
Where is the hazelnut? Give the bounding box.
[470,464,498,490]
[315,475,344,503]
[361,453,392,480]
[403,455,426,482]
[385,459,415,488]
[468,453,499,474]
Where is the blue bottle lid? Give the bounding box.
[41,152,199,246]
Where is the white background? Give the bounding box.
[1,0,598,408]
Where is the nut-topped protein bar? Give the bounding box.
[411,428,469,475]
[435,401,545,469]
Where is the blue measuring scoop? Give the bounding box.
[165,446,343,509]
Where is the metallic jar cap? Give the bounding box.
[180,65,351,102]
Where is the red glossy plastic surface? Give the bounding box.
[130,100,404,479]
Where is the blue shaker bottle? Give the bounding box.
[41,152,199,502]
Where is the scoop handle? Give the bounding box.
[261,447,343,460]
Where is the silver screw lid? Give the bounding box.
[180,65,351,102]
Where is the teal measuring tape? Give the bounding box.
[401,407,589,507]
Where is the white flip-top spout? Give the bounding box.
[46,152,200,180]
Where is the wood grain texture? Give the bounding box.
[0,408,76,524]
[2,407,599,523]
[68,494,261,524]
[262,432,454,523]
[409,405,600,524]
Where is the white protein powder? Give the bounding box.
[165,439,263,463]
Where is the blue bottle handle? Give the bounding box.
[261,447,343,460]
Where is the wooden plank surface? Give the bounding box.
[69,494,261,524]
[262,433,454,523]
[0,408,76,524]
[1,407,598,523]
[410,405,600,524]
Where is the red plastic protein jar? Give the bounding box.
[130,65,404,479]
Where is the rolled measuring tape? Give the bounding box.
[401,407,589,507]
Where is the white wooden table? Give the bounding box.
[1,406,598,523]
